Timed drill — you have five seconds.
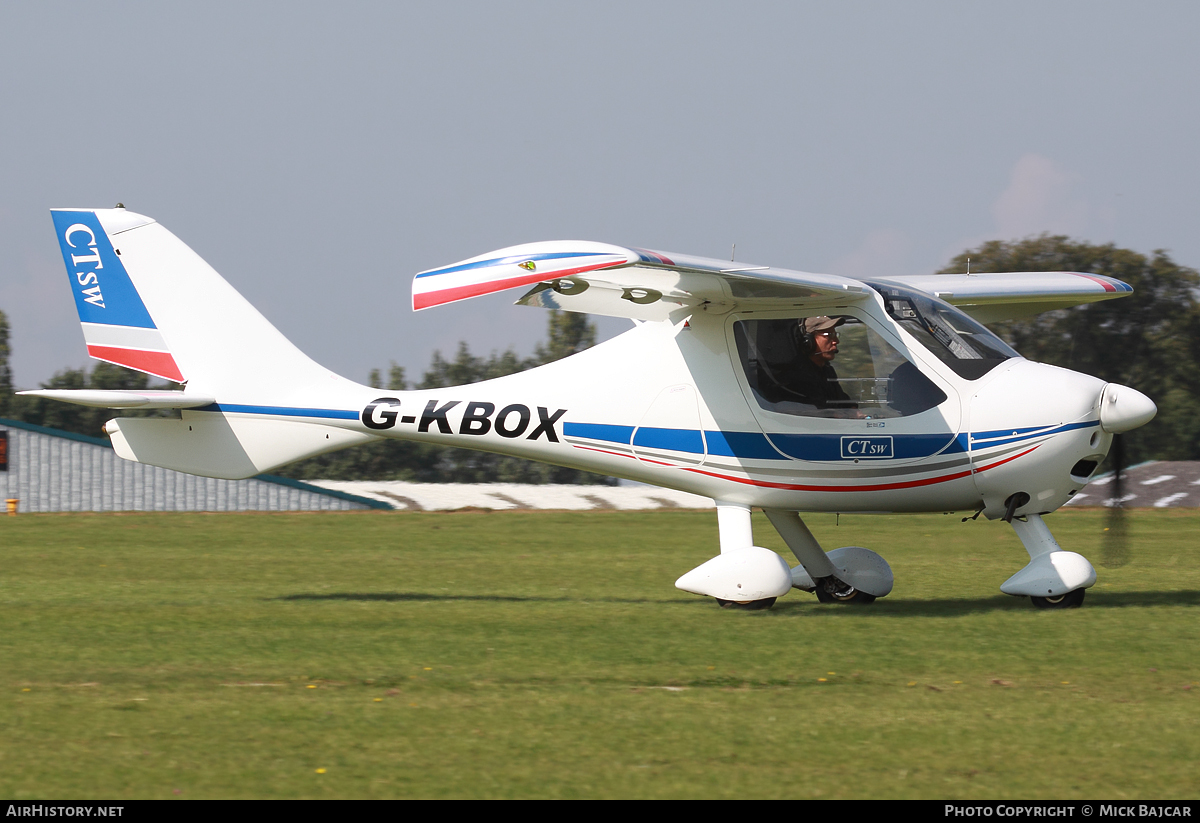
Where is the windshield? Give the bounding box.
[866,281,1019,380]
[733,314,948,419]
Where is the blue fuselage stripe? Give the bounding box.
[563,422,635,444]
[183,407,1099,458]
[196,403,359,420]
[704,430,782,459]
[633,426,705,454]
[971,420,1097,448]
[566,421,1096,460]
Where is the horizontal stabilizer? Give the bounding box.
[105,414,376,479]
[878,272,1133,322]
[17,390,216,409]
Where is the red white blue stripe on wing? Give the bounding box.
[413,242,636,310]
[1070,273,1131,293]
[631,248,676,266]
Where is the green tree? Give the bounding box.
[418,342,533,389]
[535,311,597,364]
[386,362,407,391]
[367,362,407,391]
[0,309,12,419]
[940,236,1200,466]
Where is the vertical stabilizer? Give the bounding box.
[51,208,333,399]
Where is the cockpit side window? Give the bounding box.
[866,281,1019,380]
[733,315,948,419]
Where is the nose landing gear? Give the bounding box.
[1000,513,1095,608]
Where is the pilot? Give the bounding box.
[793,316,855,411]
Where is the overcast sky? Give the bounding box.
[2,1,1198,389]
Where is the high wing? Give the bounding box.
[414,243,1133,322]
[413,242,868,321]
[870,272,1133,323]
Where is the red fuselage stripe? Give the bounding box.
[573,444,674,466]
[678,446,1038,491]
[572,438,1040,493]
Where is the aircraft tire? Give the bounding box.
[716,598,777,611]
[1030,588,1086,609]
[815,587,876,605]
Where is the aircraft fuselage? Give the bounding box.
[188,287,1111,522]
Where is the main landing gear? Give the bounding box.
[673,504,893,610]
[717,597,778,611]
[814,579,877,605]
[1030,589,1086,609]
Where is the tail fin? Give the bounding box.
[50,208,331,397]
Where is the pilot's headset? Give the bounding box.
[794,316,843,355]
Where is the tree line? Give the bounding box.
[3,236,1198,479]
[938,236,1200,470]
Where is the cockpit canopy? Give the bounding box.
[732,285,1020,421]
[866,281,1019,380]
[733,315,948,420]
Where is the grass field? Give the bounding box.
[1,506,1198,799]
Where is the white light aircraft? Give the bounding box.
[25,207,1158,610]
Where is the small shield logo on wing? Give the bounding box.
[518,260,537,271]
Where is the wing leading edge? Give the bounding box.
[875,272,1134,323]
[414,242,867,320]
[413,243,1134,322]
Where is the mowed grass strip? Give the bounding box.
[1,508,1198,799]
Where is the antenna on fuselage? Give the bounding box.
[967,257,971,275]
[731,243,736,262]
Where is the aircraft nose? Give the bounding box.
[1098,383,1157,433]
